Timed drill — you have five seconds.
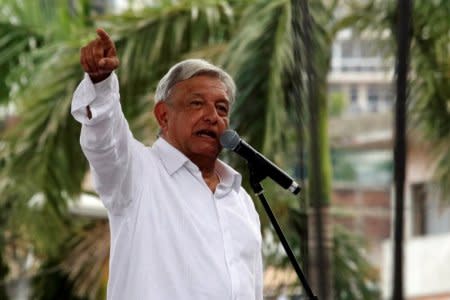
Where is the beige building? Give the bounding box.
[329,29,450,300]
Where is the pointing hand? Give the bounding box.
[80,28,119,83]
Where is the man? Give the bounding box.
[72,28,263,300]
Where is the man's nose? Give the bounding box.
[203,103,219,123]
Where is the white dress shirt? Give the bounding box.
[71,73,263,300]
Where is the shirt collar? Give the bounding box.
[153,137,191,175]
[215,159,242,193]
[152,137,242,193]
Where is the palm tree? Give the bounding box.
[1,0,385,298]
[0,0,241,298]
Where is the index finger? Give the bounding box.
[96,28,113,45]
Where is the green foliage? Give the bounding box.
[221,0,294,160]
[0,1,115,298]
[59,221,110,300]
[263,214,381,299]
[333,158,357,182]
[0,0,90,104]
[296,0,341,210]
[0,1,247,298]
[25,219,109,300]
[1,0,410,298]
[0,1,98,240]
[329,92,348,117]
[410,0,450,196]
[333,226,380,300]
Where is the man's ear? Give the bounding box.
[154,101,169,131]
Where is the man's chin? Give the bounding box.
[194,147,220,159]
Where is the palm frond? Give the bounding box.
[61,221,110,300]
[221,0,294,164]
[333,225,380,299]
[0,4,241,292]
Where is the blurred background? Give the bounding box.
[0,0,448,299]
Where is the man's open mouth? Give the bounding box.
[195,129,217,139]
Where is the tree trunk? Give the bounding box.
[301,0,333,298]
[291,0,309,277]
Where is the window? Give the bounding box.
[412,183,427,236]
[338,38,387,72]
[350,85,358,103]
[360,40,379,58]
[368,85,380,112]
[341,40,355,58]
[368,85,394,112]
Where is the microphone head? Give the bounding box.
[220,130,240,150]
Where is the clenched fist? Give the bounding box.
[80,28,119,83]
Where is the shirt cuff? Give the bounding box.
[71,72,119,125]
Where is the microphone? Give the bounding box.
[220,130,301,195]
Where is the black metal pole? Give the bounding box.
[246,163,317,299]
[392,0,412,299]
[248,175,318,300]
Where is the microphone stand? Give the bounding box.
[247,163,318,300]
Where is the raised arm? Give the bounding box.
[72,29,143,213]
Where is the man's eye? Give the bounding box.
[217,104,229,114]
[190,100,203,107]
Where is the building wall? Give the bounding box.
[331,184,391,264]
[329,29,394,116]
[382,233,450,299]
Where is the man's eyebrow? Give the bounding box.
[191,92,229,103]
[190,93,204,98]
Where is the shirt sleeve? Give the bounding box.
[71,72,143,214]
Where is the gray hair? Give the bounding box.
[154,59,236,104]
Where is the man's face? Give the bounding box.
[154,75,230,163]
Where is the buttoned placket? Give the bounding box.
[186,163,238,298]
[185,162,237,299]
